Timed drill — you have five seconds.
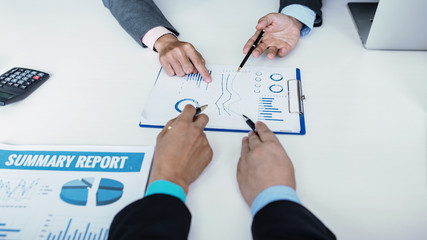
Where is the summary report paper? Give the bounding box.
[140,65,305,134]
[0,143,154,239]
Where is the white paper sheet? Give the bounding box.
[140,65,304,134]
[0,143,153,239]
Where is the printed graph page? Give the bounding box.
[141,65,304,134]
[0,143,154,240]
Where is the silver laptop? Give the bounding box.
[348,1,427,50]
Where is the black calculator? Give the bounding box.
[0,67,50,106]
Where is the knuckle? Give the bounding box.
[174,120,190,130]
[192,126,203,136]
[184,66,194,74]
[183,42,194,50]
[251,147,264,158]
[199,114,209,123]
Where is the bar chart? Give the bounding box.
[39,215,109,240]
[257,97,285,122]
[0,222,21,239]
[185,70,212,90]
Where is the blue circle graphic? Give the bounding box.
[175,98,200,113]
[270,73,283,81]
[269,84,284,93]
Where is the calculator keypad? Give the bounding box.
[0,68,45,90]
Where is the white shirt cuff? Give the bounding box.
[141,26,176,51]
[281,4,316,37]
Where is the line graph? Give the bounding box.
[0,178,39,202]
[214,74,232,116]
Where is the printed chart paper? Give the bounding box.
[0,143,153,240]
[140,65,305,134]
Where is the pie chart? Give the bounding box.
[60,177,124,206]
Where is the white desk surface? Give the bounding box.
[1,0,426,239]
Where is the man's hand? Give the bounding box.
[149,105,213,194]
[243,13,303,59]
[237,121,296,206]
[154,34,212,83]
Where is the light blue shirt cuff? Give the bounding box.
[250,185,301,216]
[281,4,316,37]
[144,180,186,203]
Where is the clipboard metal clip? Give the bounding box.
[287,79,304,115]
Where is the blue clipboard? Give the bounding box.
[140,67,306,135]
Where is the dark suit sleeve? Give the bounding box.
[252,200,336,240]
[102,0,179,48]
[108,194,191,240]
[279,0,323,27]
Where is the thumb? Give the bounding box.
[256,13,274,31]
[256,14,273,30]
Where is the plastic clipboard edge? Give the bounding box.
[139,122,303,135]
[296,68,306,135]
[154,67,163,85]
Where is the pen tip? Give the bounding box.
[242,114,248,119]
[237,67,241,72]
[199,104,208,111]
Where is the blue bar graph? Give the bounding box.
[258,97,284,122]
[0,222,21,239]
[186,70,212,90]
[43,218,109,240]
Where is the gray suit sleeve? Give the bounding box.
[102,0,179,48]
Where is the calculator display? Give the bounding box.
[0,91,14,99]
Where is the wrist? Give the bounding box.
[149,174,189,194]
[288,16,303,31]
[154,33,178,53]
[145,180,187,203]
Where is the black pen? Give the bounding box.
[237,30,265,72]
[195,104,208,116]
[242,114,259,136]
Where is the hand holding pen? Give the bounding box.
[242,114,259,137]
[151,105,212,194]
[242,13,303,61]
[238,30,265,72]
[237,120,296,206]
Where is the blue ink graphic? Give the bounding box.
[0,222,20,239]
[186,70,212,90]
[257,97,284,122]
[175,99,200,113]
[269,84,284,93]
[60,178,123,206]
[42,216,109,240]
[214,74,232,116]
[270,73,283,81]
[0,178,39,201]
